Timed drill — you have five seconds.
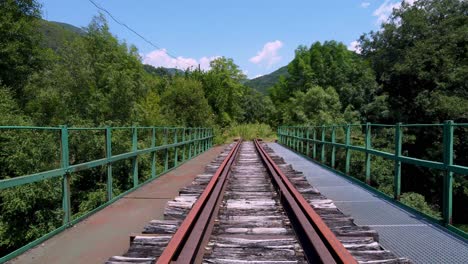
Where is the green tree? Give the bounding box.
[269,41,381,125]
[359,0,468,123]
[160,77,213,127]
[201,57,247,126]
[24,14,147,126]
[283,86,344,125]
[0,0,45,101]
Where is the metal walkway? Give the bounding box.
[268,143,468,264]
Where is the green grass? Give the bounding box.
[214,123,276,144]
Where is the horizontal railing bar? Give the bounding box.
[68,127,106,131]
[369,124,395,127]
[279,133,466,175]
[0,168,65,190]
[0,126,211,130]
[0,136,212,189]
[449,165,468,175]
[400,124,444,127]
[0,126,62,130]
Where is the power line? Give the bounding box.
[87,0,193,69]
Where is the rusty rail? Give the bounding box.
[157,139,356,263]
[157,140,242,264]
[254,139,357,264]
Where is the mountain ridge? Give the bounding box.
[245,66,289,94]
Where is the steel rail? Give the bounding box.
[254,139,357,264]
[156,140,242,264]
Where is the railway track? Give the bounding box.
[107,140,410,264]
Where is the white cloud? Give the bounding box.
[249,40,283,67]
[143,49,219,70]
[348,41,361,54]
[373,0,400,24]
[361,2,371,8]
[373,0,417,24]
[254,74,264,79]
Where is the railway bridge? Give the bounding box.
[0,124,467,263]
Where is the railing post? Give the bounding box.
[365,123,372,185]
[306,128,310,157]
[289,127,292,148]
[199,128,203,153]
[277,127,280,144]
[204,128,208,151]
[164,127,169,171]
[282,127,285,145]
[195,127,199,155]
[331,126,336,168]
[321,125,326,163]
[132,126,138,187]
[313,128,317,159]
[193,128,197,155]
[345,124,351,175]
[202,128,205,151]
[174,128,178,167]
[105,126,113,200]
[151,127,157,178]
[188,128,193,159]
[182,128,186,162]
[298,127,301,152]
[443,120,454,225]
[210,128,213,148]
[292,127,296,150]
[301,127,304,153]
[296,127,300,151]
[394,123,402,200]
[202,128,206,152]
[60,125,71,226]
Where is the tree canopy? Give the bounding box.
[359,0,467,123]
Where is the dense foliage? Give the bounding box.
[268,41,380,126]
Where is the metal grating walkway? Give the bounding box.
[268,143,468,264]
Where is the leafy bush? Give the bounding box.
[400,192,441,219]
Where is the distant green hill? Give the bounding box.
[37,20,85,51]
[245,66,289,94]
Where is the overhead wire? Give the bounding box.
[87,0,193,69]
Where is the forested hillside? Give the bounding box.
[0,0,466,257]
[244,66,289,94]
[37,20,85,50]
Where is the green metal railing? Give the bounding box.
[0,125,213,262]
[278,121,467,238]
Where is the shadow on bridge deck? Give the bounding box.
[268,143,468,264]
[9,145,226,264]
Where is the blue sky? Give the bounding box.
[39,0,406,78]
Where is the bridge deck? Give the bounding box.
[268,143,468,264]
[8,145,225,264]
